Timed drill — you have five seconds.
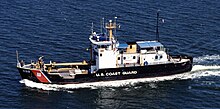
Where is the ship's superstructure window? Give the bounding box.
[157,47,161,50]
[133,56,136,59]
[155,55,158,59]
[124,57,126,60]
[146,47,154,51]
[100,53,102,57]
[118,57,120,60]
[99,45,108,48]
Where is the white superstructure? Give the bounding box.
[89,19,170,72]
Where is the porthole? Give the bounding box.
[133,56,136,59]
[155,55,158,59]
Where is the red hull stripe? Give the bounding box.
[32,69,51,83]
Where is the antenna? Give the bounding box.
[156,10,160,42]
[16,50,20,67]
[91,22,94,34]
[114,17,117,39]
[102,18,106,33]
[16,50,19,63]
[100,18,102,33]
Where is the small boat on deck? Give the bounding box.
[16,14,193,84]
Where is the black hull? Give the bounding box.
[17,56,193,84]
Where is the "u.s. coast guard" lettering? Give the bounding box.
[95,71,137,77]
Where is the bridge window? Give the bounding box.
[157,47,161,50]
[155,55,158,59]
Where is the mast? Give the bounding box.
[90,22,94,64]
[114,17,117,39]
[16,50,19,63]
[100,18,103,34]
[16,50,20,67]
[91,22,94,34]
[105,20,117,41]
[89,44,93,64]
[156,10,159,42]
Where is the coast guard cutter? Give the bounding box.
[17,16,193,84]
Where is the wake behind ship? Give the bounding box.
[17,15,193,84]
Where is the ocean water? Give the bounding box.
[1,0,220,109]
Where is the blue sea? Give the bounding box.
[1,0,220,108]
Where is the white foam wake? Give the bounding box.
[192,65,220,72]
[19,64,220,91]
[193,55,220,64]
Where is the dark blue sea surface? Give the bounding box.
[1,0,220,109]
